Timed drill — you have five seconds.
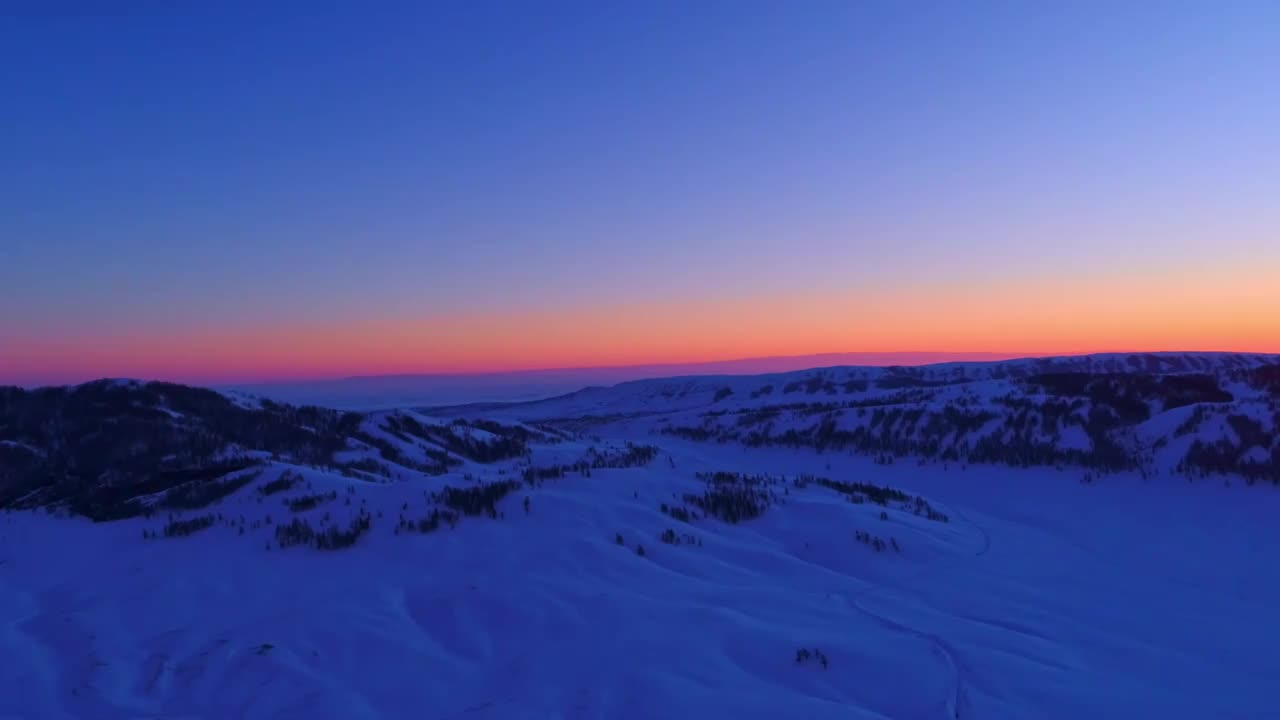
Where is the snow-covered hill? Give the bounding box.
[433,352,1280,485]
[2,353,1278,718]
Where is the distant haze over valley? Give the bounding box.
[226,352,1048,409]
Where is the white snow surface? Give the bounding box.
[2,436,1278,718]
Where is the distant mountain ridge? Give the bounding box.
[426,351,1280,414]
[434,352,1280,485]
[223,352,1045,409]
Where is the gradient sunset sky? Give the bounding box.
[3,2,1278,386]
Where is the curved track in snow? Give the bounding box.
[845,591,966,719]
[840,503,991,719]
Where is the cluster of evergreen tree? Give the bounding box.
[382,413,531,462]
[876,374,965,390]
[160,467,262,510]
[660,425,719,443]
[1236,364,1280,398]
[586,443,659,469]
[378,412,435,443]
[795,648,828,669]
[314,511,372,550]
[522,464,573,486]
[468,418,551,443]
[437,424,526,462]
[161,513,216,538]
[519,444,660,489]
[259,469,301,497]
[437,479,521,518]
[1027,371,1232,416]
[806,475,909,506]
[659,503,694,522]
[351,430,451,475]
[660,528,701,546]
[684,472,778,524]
[854,528,898,552]
[1181,435,1280,485]
[669,387,1155,473]
[793,474,947,522]
[380,414,528,464]
[1174,405,1215,437]
[906,495,948,522]
[735,409,781,428]
[274,509,372,550]
[274,517,316,548]
[733,392,933,419]
[784,377,826,394]
[1227,413,1270,448]
[285,491,338,513]
[396,507,460,534]
[525,422,575,443]
[337,458,393,479]
[772,372,933,396]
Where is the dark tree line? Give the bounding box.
[660,503,694,522]
[438,480,521,518]
[259,469,302,497]
[795,648,828,669]
[162,513,216,538]
[160,468,263,511]
[802,474,948,522]
[275,510,372,550]
[397,507,460,535]
[285,491,338,513]
[352,431,451,475]
[660,528,701,546]
[337,458,394,479]
[684,472,778,524]
[381,413,529,463]
[665,390,1147,473]
[520,443,660,488]
[854,528,898,552]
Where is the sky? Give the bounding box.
[2,2,1278,386]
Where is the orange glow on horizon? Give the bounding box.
[4,261,1277,385]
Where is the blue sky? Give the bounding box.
[2,2,1278,383]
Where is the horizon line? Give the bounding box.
[248,348,1280,385]
[14,347,1279,390]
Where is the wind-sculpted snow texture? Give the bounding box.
[1,353,1278,719]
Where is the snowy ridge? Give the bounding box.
[436,351,1280,415]
[432,352,1280,485]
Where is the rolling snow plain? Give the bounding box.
[3,377,1279,719]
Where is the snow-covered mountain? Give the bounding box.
[1,352,1278,718]
[434,351,1280,485]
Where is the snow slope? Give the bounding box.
[3,429,1279,718]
